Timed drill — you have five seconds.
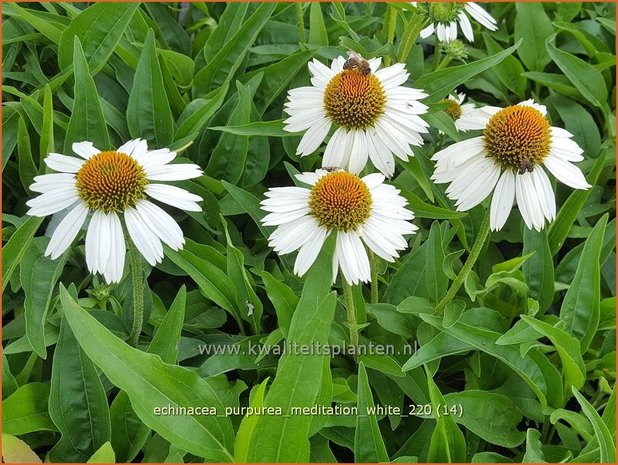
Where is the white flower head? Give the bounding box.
[415,2,498,43]
[260,169,418,285]
[27,139,203,283]
[284,53,429,177]
[431,100,591,231]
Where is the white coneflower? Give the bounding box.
[27,139,203,283]
[440,92,495,132]
[283,53,429,177]
[431,100,591,231]
[260,169,417,285]
[414,2,497,43]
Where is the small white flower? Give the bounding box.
[415,2,498,43]
[431,100,591,231]
[440,92,495,132]
[261,170,418,285]
[27,139,203,283]
[284,53,429,177]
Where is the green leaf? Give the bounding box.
[572,388,616,463]
[126,29,174,147]
[64,37,110,153]
[2,434,42,463]
[193,3,277,96]
[426,373,467,463]
[60,285,235,461]
[87,442,116,464]
[549,92,601,158]
[514,3,554,71]
[420,313,563,410]
[245,236,337,462]
[548,150,606,255]
[205,82,252,183]
[2,217,43,293]
[522,228,554,311]
[21,242,68,359]
[210,120,298,137]
[49,316,111,462]
[40,84,54,163]
[546,34,608,110]
[17,116,38,191]
[165,246,240,326]
[2,383,57,435]
[355,362,389,462]
[174,84,229,142]
[221,181,272,240]
[262,271,298,338]
[309,2,329,46]
[559,214,607,352]
[234,378,270,462]
[58,2,139,74]
[520,315,585,391]
[444,391,526,448]
[522,428,545,462]
[482,33,526,98]
[414,40,521,102]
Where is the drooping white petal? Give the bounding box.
[146,184,202,212]
[458,12,474,42]
[348,130,369,174]
[135,200,185,250]
[45,202,89,259]
[464,2,498,31]
[103,212,125,283]
[293,226,329,276]
[515,172,545,231]
[29,173,76,193]
[296,118,331,156]
[489,170,515,231]
[336,230,370,285]
[145,163,203,181]
[26,187,79,217]
[543,154,591,189]
[85,210,110,276]
[125,206,164,266]
[419,23,435,39]
[531,167,556,223]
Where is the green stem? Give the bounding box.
[127,240,144,347]
[432,35,441,70]
[296,3,306,43]
[435,55,451,70]
[370,251,379,304]
[342,280,359,361]
[434,210,491,314]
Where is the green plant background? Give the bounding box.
[1,2,616,463]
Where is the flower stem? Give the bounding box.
[370,251,379,304]
[127,240,144,347]
[296,3,306,43]
[432,35,441,70]
[434,210,491,314]
[384,5,397,66]
[435,55,451,70]
[342,280,359,361]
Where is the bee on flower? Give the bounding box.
[284,52,429,177]
[431,100,591,231]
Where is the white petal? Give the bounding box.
[72,142,100,159]
[138,149,177,170]
[347,130,369,174]
[145,163,202,181]
[420,24,435,39]
[458,12,474,42]
[118,139,148,159]
[490,171,515,231]
[531,167,556,222]
[29,173,76,193]
[336,231,370,285]
[465,3,497,31]
[323,128,350,169]
[104,213,125,283]
[45,202,89,259]
[135,200,185,250]
[515,172,545,231]
[125,207,164,266]
[146,184,202,212]
[44,153,85,173]
[543,155,591,190]
[296,118,331,156]
[26,188,79,217]
[85,210,111,275]
[294,226,329,276]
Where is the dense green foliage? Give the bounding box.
[2,2,616,463]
